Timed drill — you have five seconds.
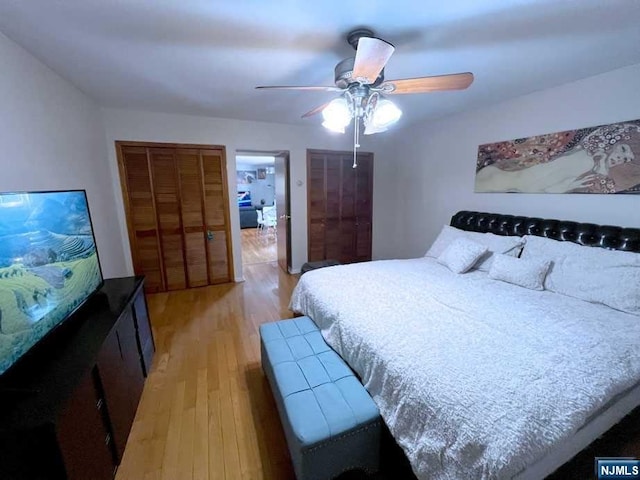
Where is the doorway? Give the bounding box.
[235,151,291,274]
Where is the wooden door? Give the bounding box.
[275,153,291,273]
[176,149,209,287]
[307,150,373,264]
[307,151,326,262]
[339,155,357,263]
[201,149,232,284]
[149,148,187,291]
[354,154,374,261]
[118,142,232,292]
[118,146,164,292]
[324,154,342,261]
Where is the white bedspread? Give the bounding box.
[289,258,640,479]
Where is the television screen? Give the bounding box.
[0,191,103,375]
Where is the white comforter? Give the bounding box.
[289,258,640,480]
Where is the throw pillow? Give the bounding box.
[437,237,488,274]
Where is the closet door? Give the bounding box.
[149,148,187,291]
[354,155,373,262]
[201,149,232,283]
[118,143,231,292]
[176,149,209,287]
[339,155,357,263]
[308,152,326,262]
[306,150,373,264]
[119,147,164,292]
[324,155,342,261]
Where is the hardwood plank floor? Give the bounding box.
[116,261,297,480]
[241,228,276,266]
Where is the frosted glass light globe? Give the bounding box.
[371,99,402,128]
[321,97,351,133]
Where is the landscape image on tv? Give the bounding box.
[0,191,103,375]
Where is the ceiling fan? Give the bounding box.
[256,28,474,166]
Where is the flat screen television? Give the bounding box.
[0,190,103,376]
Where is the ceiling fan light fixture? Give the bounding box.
[363,123,387,135]
[370,99,402,129]
[321,120,346,134]
[321,97,351,133]
[256,29,473,166]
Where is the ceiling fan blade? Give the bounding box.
[301,102,331,118]
[381,72,474,94]
[352,37,395,85]
[256,85,343,92]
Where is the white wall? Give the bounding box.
[386,63,640,259]
[101,108,396,279]
[0,32,127,278]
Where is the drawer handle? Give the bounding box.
[105,433,111,446]
[96,398,104,410]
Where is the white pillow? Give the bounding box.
[489,253,551,291]
[437,237,488,274]
[425,225,524,271]
[521,235,640,315]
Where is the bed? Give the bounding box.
[290,211,640,479]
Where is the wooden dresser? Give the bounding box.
[0,277,154,480]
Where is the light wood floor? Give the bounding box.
[115,262,297,480]
[241,228,276,266]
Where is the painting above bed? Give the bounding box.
[475,119,640,194]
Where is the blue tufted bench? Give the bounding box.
[260,316,381,480]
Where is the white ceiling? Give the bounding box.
[1,0,639,129]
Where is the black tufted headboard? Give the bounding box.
[450,211,640,253]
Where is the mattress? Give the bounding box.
[290,258,640,480]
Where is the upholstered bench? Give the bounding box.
[260,316,381,480]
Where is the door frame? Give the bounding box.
[116,140,234,287]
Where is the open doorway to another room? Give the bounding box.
[236,153,278,268]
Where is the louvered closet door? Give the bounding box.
[354,155,373,262]
[120,147,164,292]
[176,149,209,287]
[324,155,342,261]
[119,143,231,292]
[308,152,326,262]
[306,150,373,264]
[339,155,357,263]
[201,149,231,284]
[149,148,187,291]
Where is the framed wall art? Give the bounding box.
[236,170,256,185]
[475,119,640,194]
